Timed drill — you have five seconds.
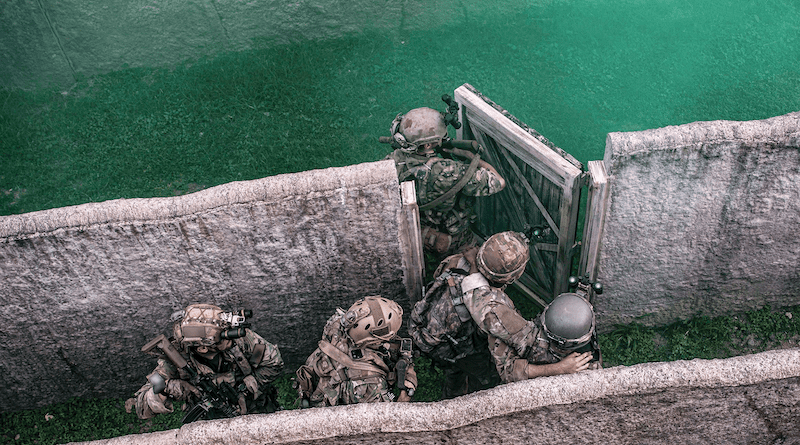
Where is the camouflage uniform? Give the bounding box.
[296,308,416,407]
[463,285,560,383]
[131,329,284,419]
[385,150,505,256]
[409,254,501,398]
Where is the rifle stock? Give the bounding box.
[141,333,241,423]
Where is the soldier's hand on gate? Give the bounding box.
[555,352,593,375]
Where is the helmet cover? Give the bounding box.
[391,107,448,152]
[174,304,230,348]
[540,293,596,350]
[342,296,403,348]
[476,231,530,284]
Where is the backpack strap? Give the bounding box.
[317,340,389,376]
[419,155,482,212]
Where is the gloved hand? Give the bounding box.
[165,379,201,400]
[243,375,260,396]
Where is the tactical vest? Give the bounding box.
[296,310,394,407]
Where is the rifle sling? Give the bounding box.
[419,155,481,212]
[317,340,388,375]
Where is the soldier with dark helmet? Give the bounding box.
[295,296,417,406]
[410,231,599,398]
[383,105,506,260]
[126,304,284,421]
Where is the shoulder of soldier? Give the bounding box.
[237,328,278,349]
[470,285,516,308]
[322,308,346,339]
[433,253,468,278]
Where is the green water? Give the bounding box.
[1,0,799,215]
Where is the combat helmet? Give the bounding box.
[390,107,449,153]
[341,296,403,348]
[173,304,230,349]
[476,231,530,285]
[539,293,596,351]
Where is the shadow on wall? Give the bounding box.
[0,160,416,411]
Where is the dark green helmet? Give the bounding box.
[540,293,596,350]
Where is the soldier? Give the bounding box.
[126,304,284,422]
[383,105,506,260]
[409,231,599,398]
[295,296,417,406]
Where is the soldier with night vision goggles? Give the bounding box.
[382,96,506,260]
[126,304,284,423]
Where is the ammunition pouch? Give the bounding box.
[422,226,452,254]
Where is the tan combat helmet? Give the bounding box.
[390,107,449,153]
[341,296,403,348]
[173,304,230,349]
[476,231,530,285]
[539,293,596,351]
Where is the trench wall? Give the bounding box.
[69,348,800,445]
[0,160,413,412]
[596,111,800,329]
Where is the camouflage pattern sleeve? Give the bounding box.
[459,165,505,197]
[243,329,285,386]
[463,286,545,383]
[486,334,532,383]
[131,358,180,419]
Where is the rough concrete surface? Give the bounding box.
[598,111,800,329]
[68,348,800,445]
[0,0,527,89]
[0,160,410,411]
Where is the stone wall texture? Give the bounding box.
[69,348,800,445]
[597,111,800,329]
[0,0,522,89]
[0,160,411,411]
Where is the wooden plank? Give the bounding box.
[553,173,583,296]
[498,144,559,234]
[511,279,549,309]
[454,84,582,188]
[399,180,425,303]
[579,161,610,288]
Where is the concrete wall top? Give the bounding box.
[597,111,800,329]
[0,160,412,411]
[68,348,800,444]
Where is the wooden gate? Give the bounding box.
[454,83,607,307]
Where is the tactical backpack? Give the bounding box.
[408,255,487,365]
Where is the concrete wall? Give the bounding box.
[596,111,800,329]
[0,159,416,411]
[68,348,800,445]
[1,0,521,90]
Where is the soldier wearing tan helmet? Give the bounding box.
[383,104,506,260]
[296,296,417,406]
[126,304,284,421]
[409,231,597,398]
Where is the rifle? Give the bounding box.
[141,334,243,423]
[394,338,415,397]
